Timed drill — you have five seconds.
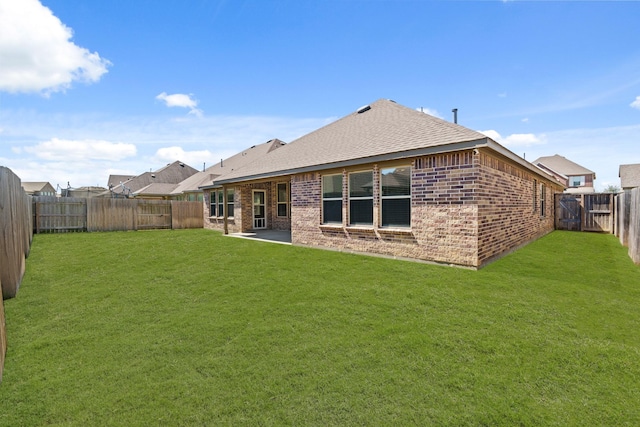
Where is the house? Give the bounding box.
[206,99,563,268]
[99,161,198,198]
[107,174,135,189]
[62,186,107,198]
[532,154,596,193]
[175,139,285,204]
[22,182,56,196]
[619,164,640,191]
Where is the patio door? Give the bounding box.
[253,190,267,229]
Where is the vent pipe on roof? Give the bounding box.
[452,108,458,124]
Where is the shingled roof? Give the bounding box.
[619,163,640,189]
[192,138,286,192]
[215,99,492,184]
[533,154,595,178]
[102,161,198,197]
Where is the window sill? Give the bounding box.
[320,224,343,229]
[344,225,376,233]
[377,227,413,235]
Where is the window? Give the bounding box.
[569,176,585,187]
[277,183,288,217]
[540,183,546,217]
[209,191,217,217]
[381,166,411,227]
[533,179,537,212]
[209,189,233,217]
[349,171,373,226]
[217,190,224,217]
[227,188,234,218]
[322,174,342,224]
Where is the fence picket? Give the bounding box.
[34,197,203,232]
[0,166,34,383]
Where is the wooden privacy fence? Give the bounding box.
[33,197,204,233]
[555,193,614,233]
[615,188,640,264]
[0,166,34,382]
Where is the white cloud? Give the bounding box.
[156,92,203,117]
[23,138,137,161]
[0,0,110,95]
[416,107,443,119]
[479,129,502,141]
[153,146,218,169]
[0,109,332,187]
[631,96,640,110]
[480,130,546,147]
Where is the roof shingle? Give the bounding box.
[215,99,487,183]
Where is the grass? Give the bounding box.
[1,229,640,426]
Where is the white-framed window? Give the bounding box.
[380,166,411,227]
[217,190,224,217]
[349,171,373,226]
[209,189,234,218]
[277,183,288,217]
[322,174,343,224]
[209,191,217,217]
[569,176,585,187]
[226,188,234,218]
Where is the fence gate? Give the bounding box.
[555,194,582,231]
[583,193,613,232]
[136,201,172,229]
[555,193,614,233]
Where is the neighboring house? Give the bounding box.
[175,139,285,203]
[107,174,135,189]
[99,161,198,198]
[132,183,181,200]
[532,154,596,193]
[206,99,563,268]
[22,182,56,196]
[619,163,640,191]
[62,186,107,198]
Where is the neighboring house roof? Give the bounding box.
[619,163,640,189]
[171,172,220,195]
[101,161,198,197]
[133,183,180,197]
[532,155,595,178]
[215,99,551,185]
[107,174,135,188]
[22,182,56,194]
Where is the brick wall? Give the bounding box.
[290,155,481,267]
[476,151,561,265]
[289,150,561,268]
[204,182,293,234]
[202,188,242,234]
[207,149,561,268]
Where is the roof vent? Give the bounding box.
[356,105,371,114]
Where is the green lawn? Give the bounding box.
[1,229,639,426]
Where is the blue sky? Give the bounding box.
[1,0,639,191]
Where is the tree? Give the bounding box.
[603,184,621,193]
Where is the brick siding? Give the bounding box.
[288,149,561,268]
